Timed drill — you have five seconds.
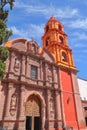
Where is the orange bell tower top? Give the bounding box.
[42,16,76,70]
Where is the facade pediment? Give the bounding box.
[5,38,27,52]
[28,40,39,55]
[12,42,27,52]
[5,38,40,54]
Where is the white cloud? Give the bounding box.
[11,26,20,35]
[71,32,87,40]
[10,24,44,42]
[26,6,78,19]
[29,24,44,37]
[74,43,87,48]
[14,1,79,19]
[11,26,30,39]
[67,18,87,29]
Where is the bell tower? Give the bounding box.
[42,16,76,70]
[42,16,86,130]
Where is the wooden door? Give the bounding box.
[26,95,41,130]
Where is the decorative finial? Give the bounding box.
[31,37,34,42]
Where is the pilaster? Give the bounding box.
[21,55,26,81]
[26,55,30,78]
[38,60,43,86]
[55,91,62,128]
[9,51,15,78]
[0,82,4,120]
[46,90,50,129]
[53,66,58,88]
[4,83,15,120]
[45,63,49,86]
[19,85,25,120]
[71,72,86,129]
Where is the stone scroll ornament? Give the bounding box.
[10,94,17,116]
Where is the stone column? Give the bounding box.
[19,85,25,120]
[9,51,15,78]
[45,63,49,86]
[38,60,43,86]
[40,60,43,80]
[45,63,48,80]
[0,82,4,120]
[71,72,86,129]
[26,56,30,78]
[53,66,58,88]
[41,104,45,130]
[38,65,40,80]
[21,55,25,81]
[55,91,62,127]
[10,52,15,72]
[46,90,50,129]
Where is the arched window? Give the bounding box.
[59,36,63,44]
[46,37,50,46]
[59,24,62,31]
[62,52,67,62]
[46,25,49,32]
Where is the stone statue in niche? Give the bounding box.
[31,44,36,53]
[10,94,17,116]
[14,57,20,72]
[50,99,54,111]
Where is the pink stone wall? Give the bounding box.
[0,39,86,130]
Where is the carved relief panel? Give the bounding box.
[30,40,39,55]
[14,54,21,75]
[31,44,36,53]
[10,93,17,116]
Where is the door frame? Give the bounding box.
[25,92,46,130]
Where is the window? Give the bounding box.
[46,37,50,46]
[59,36,63,43]
[59,25,62,31]
[31,65,38,80]
[46,25,49,32]
[62,52,67,62]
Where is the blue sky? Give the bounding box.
[7,0,87,79]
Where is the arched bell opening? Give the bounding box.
[62,51,67,62]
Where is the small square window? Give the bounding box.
[31,65,38,80]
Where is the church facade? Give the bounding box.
[0,17,86,130]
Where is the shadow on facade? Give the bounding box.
[0,126,8,130]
